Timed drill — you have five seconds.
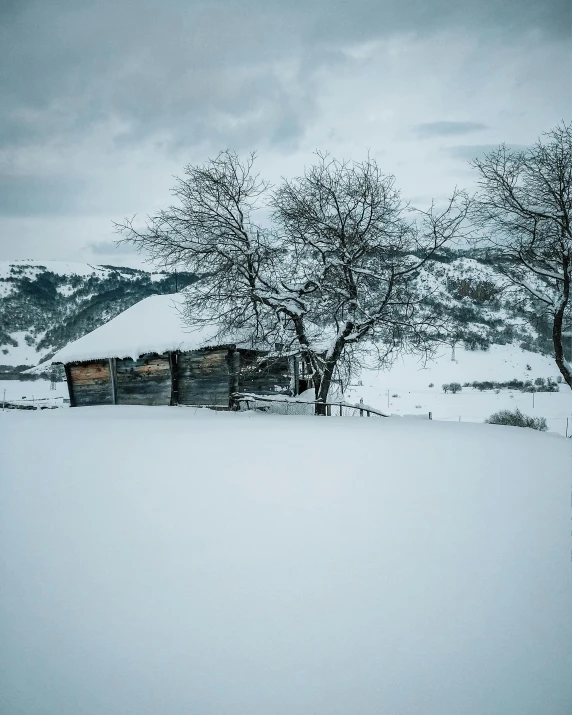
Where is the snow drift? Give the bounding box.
[0,408,571,715]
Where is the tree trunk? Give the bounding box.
[553,305,572,389]
[553,260,571,389]
[315,359,338,415]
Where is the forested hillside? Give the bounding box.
[0,261,196,374]
[0,250,559,376]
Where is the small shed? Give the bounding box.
[49,294,310,408]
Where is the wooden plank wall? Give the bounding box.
[115,355,172,405]
[178,349,231,406]
[238,353,293,395]
[66,349,302,407]
[68,361,113,406]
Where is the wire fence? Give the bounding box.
[427,413,572,437]
[1,393,68,411]
[233,393,571,436]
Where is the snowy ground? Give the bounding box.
[347,344,572,436]
[1,406,571,715]
[0,378,68,406]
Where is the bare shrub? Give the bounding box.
[485,408,547,431]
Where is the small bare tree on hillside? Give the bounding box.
[471,123,572,388]
[117,151,469,410]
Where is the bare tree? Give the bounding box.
[272,153,470,408]
[470,123,572,388]
[116,151,469,411]
[116,152,285,343]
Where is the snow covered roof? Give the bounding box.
[49,293,250,365]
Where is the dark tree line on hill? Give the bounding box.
[0,265,197,374]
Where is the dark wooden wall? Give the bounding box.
[115,356,172,405]
[67,361,113,406]
[238,353,293,395]
[177,349,231,406]
[65,348,302,407]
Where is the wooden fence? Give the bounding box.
[232,392,389,417]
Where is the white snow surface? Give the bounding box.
[347,344,572,435]
[0,259,167,281]
[1,407,571,715]
[0,260,117,286]
[49,293,243,364]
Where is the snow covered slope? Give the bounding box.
[355,343,562,393]
[0,260,197,369]
[1,407,570,715]
[350,344,572,433]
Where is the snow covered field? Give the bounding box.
[0,378,68,406]
[347,344,572,436]
[1,406,571,715]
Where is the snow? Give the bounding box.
[357,343,563,390]
[0,260,171,302]
[349,344,572,435]
[0,259,176,286]
[47,293,244,365]
[0,407,570,715]
[0,379,68,406]
[0,259,111,280]
[0,330,55,367]
[0,259,170,281]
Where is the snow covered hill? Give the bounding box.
[347,343,571,433]
[0,249,561,376]
[1,406,570,715]
[410,251,553,353]
[0,260,197,371]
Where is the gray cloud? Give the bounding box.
[90,241,139,256]
[447,144,529,162]
[414,122,488,139]
[0,1,312,153]
[0,0,568,261]
[0,174,86,216]
[0,0,567,155]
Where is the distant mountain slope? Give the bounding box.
[412,249,554,356]
[0,251,559,374]
[0,261,197,371]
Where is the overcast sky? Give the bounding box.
[0,0,570,269]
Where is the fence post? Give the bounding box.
[359,398,364,417]
[428,411,432,420]
[339,403,343,417]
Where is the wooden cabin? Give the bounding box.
[49,294,310,408]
